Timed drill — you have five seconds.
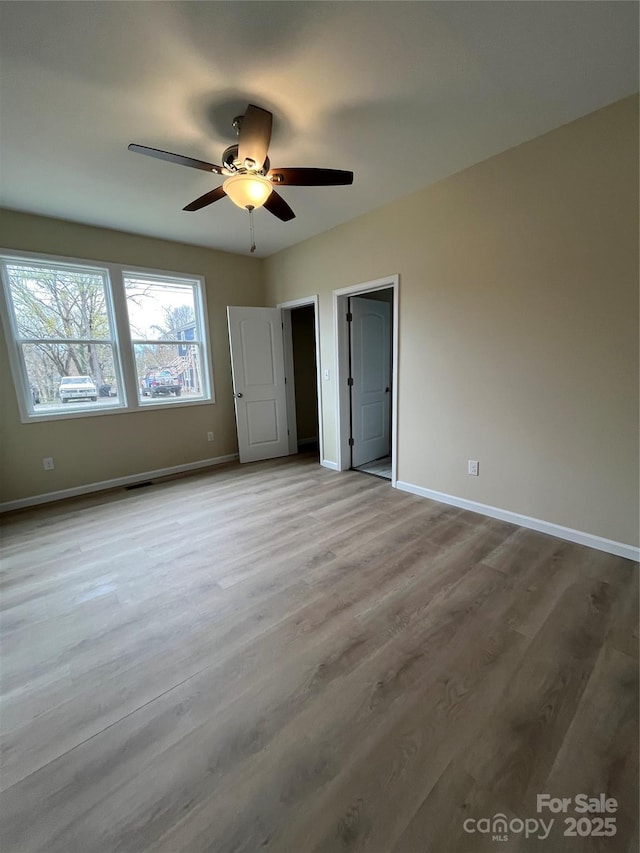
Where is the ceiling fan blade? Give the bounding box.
[238,105,272,170]
[128,144,222,174]
[268,167,354,186]
[264,189,295,222]
[183,186,227,212]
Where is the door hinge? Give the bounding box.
[284,376,287,384]
[346,312,353,322]
[347,377,354,386]
[348,437,354,447]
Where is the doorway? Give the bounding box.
[227,299,322,465]
[334,276,399,485]
[280,296,323,463]
[350,290,393,479]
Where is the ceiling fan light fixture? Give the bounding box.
[129,103,353,226]
[223,173,272,210]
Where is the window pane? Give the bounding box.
[125,277,197,342]
[22,343,122,410]
[134,342,204,402]
[6,263,112,341]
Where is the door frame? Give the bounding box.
[278,295,323,463]
[333,275,399,485]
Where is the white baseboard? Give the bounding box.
[321,459,339,471]
[0,454,239,513]
[395,480,640,563]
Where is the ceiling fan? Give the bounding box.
[128,104,354,225]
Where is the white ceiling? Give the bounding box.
[0,2,637,258]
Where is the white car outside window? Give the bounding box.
[59,376,98,403]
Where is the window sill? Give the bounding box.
[20,396,214,424]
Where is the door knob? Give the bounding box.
[234,392,243,398]
[385,387,391,393]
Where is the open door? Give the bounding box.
[227,306,289,463]
[350,295,391,468]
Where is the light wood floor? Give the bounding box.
[0,455,637,853]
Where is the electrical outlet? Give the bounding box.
[43,457,55,471]
[468,460,479,476]
[207,431,214,442]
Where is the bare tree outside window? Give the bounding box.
[5,264,117,403]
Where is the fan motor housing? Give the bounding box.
[222,145,270,176]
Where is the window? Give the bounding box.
[123,273,207,405]
[0,251,213,421]
[1,258,123,415]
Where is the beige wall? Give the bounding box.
[0,210,264,503]
[265,96,639,548]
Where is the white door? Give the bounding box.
[227,306,290,463]
[350,296,391,468]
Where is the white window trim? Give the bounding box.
[0,248,215,424]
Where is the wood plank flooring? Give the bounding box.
[0,454,637,853]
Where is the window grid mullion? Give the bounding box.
[18,337,117,346]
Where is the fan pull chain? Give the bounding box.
[248,206,256,254]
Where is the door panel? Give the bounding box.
[246,399,279,444]
[227,306,289,463]
[350,296,391,468]
[240,319,277,386]
[362,401,385,441]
